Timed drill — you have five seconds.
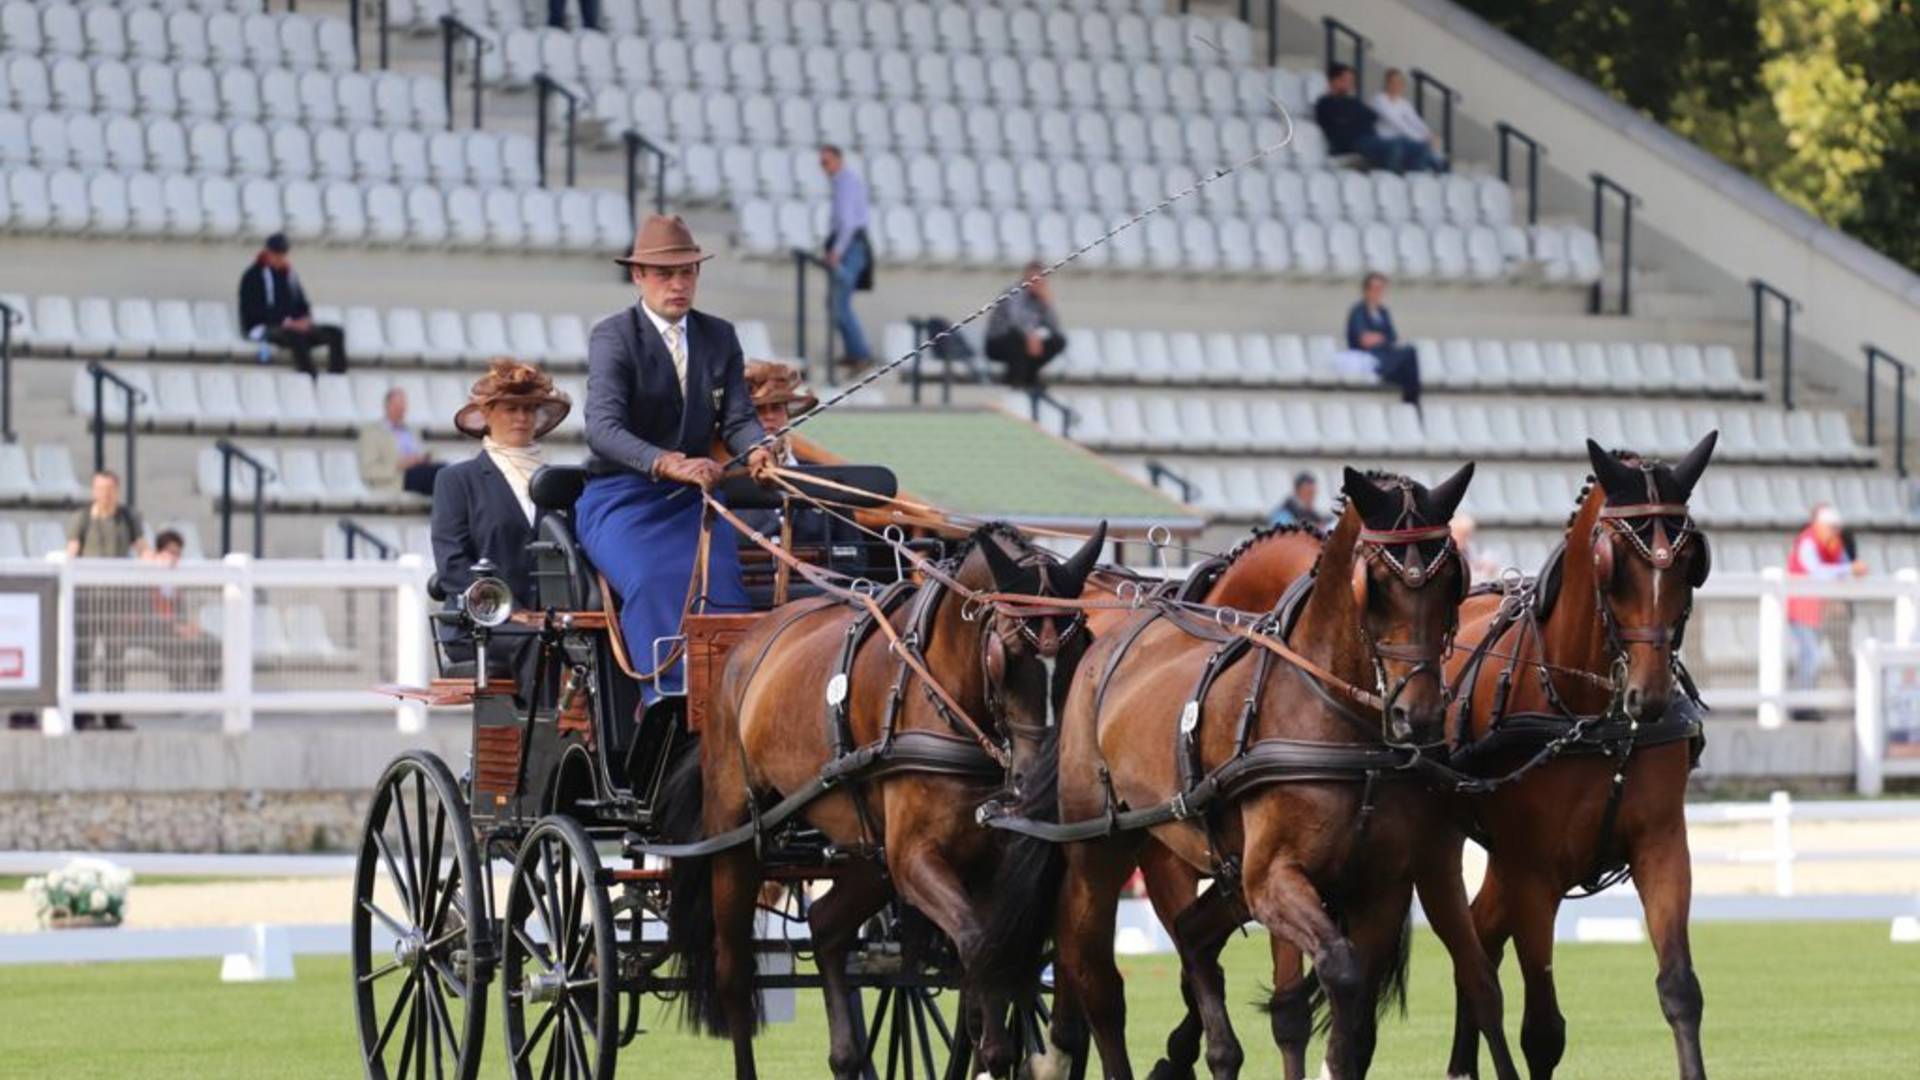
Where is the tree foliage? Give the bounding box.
[1461,0,1920,272]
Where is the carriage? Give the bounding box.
[353,462,1006,1080]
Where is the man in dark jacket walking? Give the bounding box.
[237,233,347,375]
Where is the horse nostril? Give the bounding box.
[1389,705,1412,739]
[1623,687,1643,717]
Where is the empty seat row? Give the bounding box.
[527,30,1275,110]
[1,167,632,253]
[0,4,354,73]
[1055,391,1866,467]
[592,90,1324,173]
[740,197,1578,284]
[0,114,538,189]
[0,57,445,131]
[984,326,1760,399]
[0,442,87,503]
[193,440,589,510]
[0,516,78,559]
[321,520,436,562]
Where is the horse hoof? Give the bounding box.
[1028,1044,1072,1080]
[1147,1061,1197,1080]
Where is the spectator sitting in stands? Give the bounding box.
[1786,504,1867,720]
[984,262,1069,389]
[1345,272,1423,410]
[1314,63,1443,174]
[1268,471,1331,530]
[1372,68,1447,173]
[141,529,220,691]
[360,387,443,497]
[238,233,347,376]
[66,469,145,731]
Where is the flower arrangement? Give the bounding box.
[23,857,134,928]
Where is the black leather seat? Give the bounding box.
[528,465,600,611]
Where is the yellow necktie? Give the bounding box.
[665,323,687,396]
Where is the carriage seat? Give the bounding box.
[528,465,601,612]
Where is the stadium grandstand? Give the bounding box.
[0,0,1916,756]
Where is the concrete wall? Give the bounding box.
[1273,0,1920,401]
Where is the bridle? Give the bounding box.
[968,553,1089,749]
[1353,483,1468,748]
[1590,464,1708,701]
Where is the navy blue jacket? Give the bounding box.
[1346,302,1398,353]
[431,453,538,606]
[1315,94,1380,156]
[583,304,765,478]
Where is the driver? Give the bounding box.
[577,215,776,700]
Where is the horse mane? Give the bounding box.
[1223,520,1322,565]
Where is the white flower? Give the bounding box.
[89,888,108,912]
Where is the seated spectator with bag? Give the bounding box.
[1345,272,1423,409]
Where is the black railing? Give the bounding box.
[1146,460,1197,504]
[1865,345,1911,478]
[214,440,276,558]
[790,248,838,386]
[905,317,954,406]
[1024,388,1080,440]
[1588,172,1640,316]
[1410,68,1458,160]
[1322,17,1369,89]
[344,0,387,70]
[338,517,396,560]
[86,363,146,509]
[623,131,671,227]
[1494,122,1544,225]
[1750,279,1801,411]
[0,297,19,443]
[534,74,579,188]
[440,15,487,131]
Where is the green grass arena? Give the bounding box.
[4,922,1913,1078]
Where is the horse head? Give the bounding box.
[966,522,1107,794]
[1339,463,1475,748]
[1585,431,1716,722]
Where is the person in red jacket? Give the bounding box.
[1787,504,1867,718]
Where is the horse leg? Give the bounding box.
[1141,845,1205,1080]
[710,847,766,1080]
[1243,863,1363,1080]
[1338,885,1418,1078]
[1416,842,1518,1080]
[1052,838,1142,1080]
[1632,829,1707,1080]
[808,862,896,1079]
[886,845,1017,1077]
[1447,868,1512,1078]
[1502,872,1566,1080]
[1265,938,1309,1080]
[1142,848,1248,1080]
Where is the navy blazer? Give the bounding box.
[583,304,765,478]
[431,453,538,606]
[1346,301,1398,352]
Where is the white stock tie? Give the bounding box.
[665,322,688,397]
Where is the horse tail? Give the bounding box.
[966,730,1065,1004]
[1292,909,1414,1036]
[658,732,738,1037]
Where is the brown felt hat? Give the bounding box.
[612,213,715,268]
[744,359,820,416]
[453,358,572,439]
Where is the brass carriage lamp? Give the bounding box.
[463,559,516,690]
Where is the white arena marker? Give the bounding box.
[1891,916,1920,943]
[220,924,295,982]
[1112,897,1174,955]
[1573,917,1645,944]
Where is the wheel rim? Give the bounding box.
[352,755,487,1080]
[502,819,617,1080]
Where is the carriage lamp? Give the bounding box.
[463,560,515,691]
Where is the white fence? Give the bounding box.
[1685,793,1920,896]
[0,555,431,735]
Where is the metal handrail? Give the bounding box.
[790,248,838,386]
[533,74,579,188]
[214,440,277,558]
[1145,460,1197,504]
[0,297,19,443]
[1750,279,1802,411]
[85,362,148,509]
[1410,68,1458,160]
[439,15,487,131]
[1589,172,1641,317]
[338,517,397,560]
[343,0,386,70]
[1865,345,1910,478]
[1322,16,1370,89]
[906,317,952,406]
[623,130,671,226]
[1494,122,1545,225]
[1025,388,1080,441]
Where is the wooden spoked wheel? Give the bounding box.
[351,751,491,1080]
[501,815,619,1080]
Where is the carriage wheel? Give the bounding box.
[501,816,619,1080]
[351,751,490,1080]
[850,983,956,1080]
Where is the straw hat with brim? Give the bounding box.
[613,213,715,268]
[744,359,820,416]
[453,358,573,438]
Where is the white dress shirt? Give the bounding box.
[1372,92,1434,143]
[640,301,689,397]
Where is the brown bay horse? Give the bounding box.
[1444,434,1717,1080]
[662,523,1105,1078]
[1044,467,1511,1080]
